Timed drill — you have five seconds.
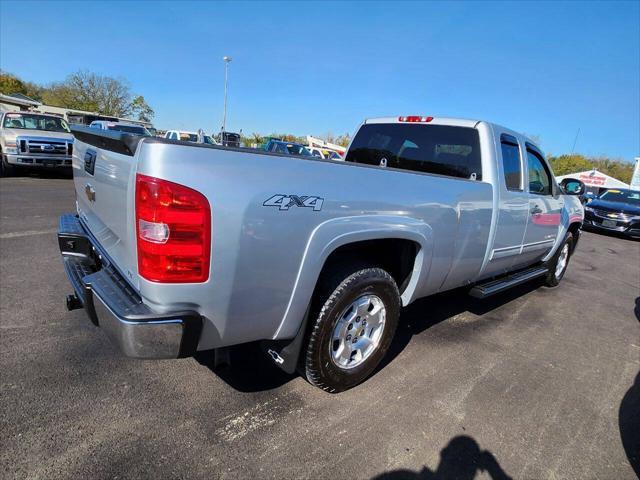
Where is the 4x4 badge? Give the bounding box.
[263,194,324,211]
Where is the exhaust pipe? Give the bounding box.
[66,294,83,311]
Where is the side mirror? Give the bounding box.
[560,178,585,196]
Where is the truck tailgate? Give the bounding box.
[71,127,142,290]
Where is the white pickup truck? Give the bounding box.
[58,115,585,392]
[0,111,74,176]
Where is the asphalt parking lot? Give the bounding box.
[1,174,639,480]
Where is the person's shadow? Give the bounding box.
[373,435,512,480]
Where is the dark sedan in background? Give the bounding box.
[583,188,640,238]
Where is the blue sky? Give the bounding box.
[1,1,638,159]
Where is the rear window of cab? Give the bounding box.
[345,123,482,180]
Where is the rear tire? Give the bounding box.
[545,232,573,287]
[303,266,401,393]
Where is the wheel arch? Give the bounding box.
[271,215,434,341]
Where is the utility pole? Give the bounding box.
[222,56,232,145]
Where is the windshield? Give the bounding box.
[108,124,150,136]
[179,133,199,142]
[3,113,70,133]
[599,189,640,206]
[203,136,216,145]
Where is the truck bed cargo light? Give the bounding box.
[399,116,433,122]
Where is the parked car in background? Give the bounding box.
[0,111,73,176]
[164,130,219,145]
[59,115,585,392]
[583,188,640,238]
[219,131,241,148]
[89,120,151,136]
[264,139,313,156]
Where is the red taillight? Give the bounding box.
[135,174,211,283]
[398,116,433,123]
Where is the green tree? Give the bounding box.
[42,71,132,116]
[549,153,634,184]
[0,71,43,100]
[334,133,351,147]
[129,95,154,122]
[548,154,593,176]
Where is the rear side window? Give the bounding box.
[500,134,522,190]
[345,123,482,180]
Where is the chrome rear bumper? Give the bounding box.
[58,213,202,359]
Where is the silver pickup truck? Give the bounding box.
[58,116,585,392]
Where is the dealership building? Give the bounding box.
[556,168,630,194]
[0,93,152,130]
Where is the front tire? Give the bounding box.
[0,154,14,177]
[545,232,574,287]
[303,267,401,393]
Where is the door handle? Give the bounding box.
[530,206,543,215]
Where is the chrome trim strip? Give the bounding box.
[490,245,521,260]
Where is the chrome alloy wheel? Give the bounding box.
[330,294,386,369]
[555,243,570,279]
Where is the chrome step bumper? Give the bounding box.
[58,213,202,359]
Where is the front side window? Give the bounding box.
[526,150,552,195]
[500,134,522,190]
[345,123,482,180]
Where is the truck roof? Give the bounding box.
[363,116,541,149]
[364,116,480,128]
[2,110,65,120]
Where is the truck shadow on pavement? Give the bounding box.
[619,371,640,479]
[195,281,542,393]
[372,435,512,480]
[4,169,72,179]
[376,281,543,374]
[194,343,297,393]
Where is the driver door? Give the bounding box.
[517,145,563,267]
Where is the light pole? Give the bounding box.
[221,56,232,144]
